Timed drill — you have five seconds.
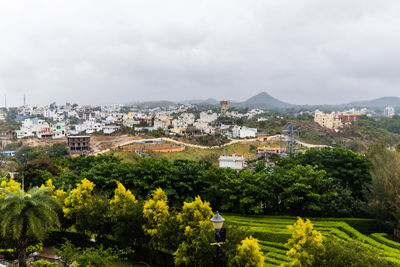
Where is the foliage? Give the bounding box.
[0,178,21,194]
[110,183,145,247]
[314,237,393,267]
[272,165,335,215]
[63,179,111,237]
[142,188,171,243]
[173,196,214,266]
[40,151,371,217]
[368,149,400,228]
[0,187,60,267]
[230,236,264,267]
[76,245,123,267]
[17,158,59,188]
[31,260,63,267]
[277,148,371,200]
[284,218,324,267]
[53,240,80,267]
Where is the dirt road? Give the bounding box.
[93,134,328,155]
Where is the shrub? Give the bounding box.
[229,236,264,267]
[314,238,394,267]
[31,260,63,267]
[284,218,324,267]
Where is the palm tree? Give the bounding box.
[0,187,60,267]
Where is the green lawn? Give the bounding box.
[225,214,400,266]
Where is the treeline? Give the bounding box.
[16,147,372,218]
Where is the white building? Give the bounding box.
[199,111,218,123]
[193,121,215,134]
[232,126,257,138]
[75,120,105,134]
[384,107,395,118]
[154,119,169,130]
[103,125,120,134]
[218,154,246,170]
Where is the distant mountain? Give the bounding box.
[135,100,176,108]
[181,98,220,105]
[235,92,295,109]
[344,96,400,108]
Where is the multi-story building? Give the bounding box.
[232,126,257,138]
[341,113,361,123]
[199,111,218,123]
[384,107,395,118]
[68,136,90,153]
[314,110,342,128]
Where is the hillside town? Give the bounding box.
[0,100,397,145]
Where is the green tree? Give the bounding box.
[0,187,60,267]
[314,237,393,267]
[277,148,371,199]
[273,165,334,215]
[368,149,400,228]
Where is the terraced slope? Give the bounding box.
[225,215,400,266]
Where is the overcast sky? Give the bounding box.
[1,0,400,106]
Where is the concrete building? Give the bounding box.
[68,136,90,152]
[103,125,120,134]
[341,113,361,122]
[232,126,257,138]
[199,111,218,123]
[154,119,169,130]
[384,107,395,118]
[219,154,246,170]
[314,110,342,129]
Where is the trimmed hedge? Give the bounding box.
[225,214,400,266]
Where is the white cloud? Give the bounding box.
[0,0,400,106]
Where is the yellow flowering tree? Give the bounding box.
[63,178,96,218]
[40,179,69,231]
[174,196,214,266]
[63,178,110,237]
[142,188,170,238]
[230,237,264,267]
[110,182,144,246]
[284,218,325,267]
[110,182,138,217]
[0,178,21,195]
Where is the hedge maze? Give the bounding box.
[225,215,400,266]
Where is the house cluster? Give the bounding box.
[5,100,265,140]
[135,107,262,139]
[313,106,396,130]
[313,109,364,129]
[14,103,122,139]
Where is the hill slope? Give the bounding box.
[234,92,295,109]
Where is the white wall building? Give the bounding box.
[103,125,121,134]
[218,154,246,169]
[384,106,395,118]
[199,111,218,123]
[232,126,257,138]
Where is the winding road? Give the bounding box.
[93,135,328,155]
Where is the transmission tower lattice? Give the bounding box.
[280,123,299,154]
